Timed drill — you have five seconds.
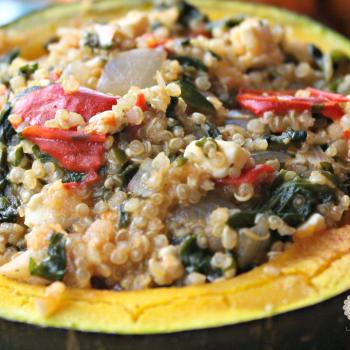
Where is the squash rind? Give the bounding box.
[0,0,350,334]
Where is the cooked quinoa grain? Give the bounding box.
[0,1,349,291]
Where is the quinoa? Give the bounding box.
[0,1,349,292]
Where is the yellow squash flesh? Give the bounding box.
[0,0,350,334]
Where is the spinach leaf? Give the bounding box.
[0,49,20,65]
[180,236,222,281]
[263,179,336,227]
[0,104,16,144]
[178,80,216,116]
[0,195,19,223]
[32,145,55,163]
[119,162,139,187]
[227,211,256,229]
[264,129,306,151]
[118,205,130,228]
[309,44,324,69]
[19,62,39,79]
[177,1,207,28]
[29,232,67,281]
[166,96,179,119]
[172,56,208,72]
[62,170,86,183]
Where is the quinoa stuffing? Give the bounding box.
[0,0,350,292]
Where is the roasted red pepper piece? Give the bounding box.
[23,126,106,173]
[12,83,118,128]
[22,126,106,143]
[237,88,349,121]
[216,164,274,186]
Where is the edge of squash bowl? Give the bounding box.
[0,0,350,334]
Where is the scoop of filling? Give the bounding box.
[0,1,350,291]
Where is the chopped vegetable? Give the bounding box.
[176,1,208,29]
[178,80,216,116]
[0,195,19,223]
[23,126,106,173]
[120,162,139,187]
[227,212,256,229]
[166,97,179,119]
[19,63,38,79]
[180,236,222,281]
[172,56,208,72]
[29,232,67,281]
[263,178,336,227]
[97,49,166,96]
[237,88,350,121]
[12,84,118,128]
[236,228,270,270]
[13,146,24,166]
[216,164,274,186]
[264,129,307,151]
[0,104,16,144]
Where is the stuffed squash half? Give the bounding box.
[0,0,349,334]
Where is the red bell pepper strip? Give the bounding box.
[22,126,106,143]
[216,164,274,186]
[12,83,118,128]
[23,126,106,173]
[306,87,350,102]
[63,169,100,189]
[237,88,349,121]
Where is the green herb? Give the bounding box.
[32,145,55,163]
[320,162,334,173]
[180,236,222,281]
[62,171,86,183]
[0,49,20,65]
[264,129,307,151]
[227,212,256,229]
[178,80,216,116]
[0,195,19,223]
[166,96,179,119]
[29,233,67,281]
[13,146,24,166]
[82,32,100,49]
[177,1,207,28]
[209,50,222,61]
[0,104,15,144]
[309,44,323,68]
[119,162,139,187]
[311,104,325,113]
[201,121,220,138]
[112,146,128,167]
[118,205,130,228]
[173,155,188,167]
[82,31,113,50]
[19,63,38,79]
[224,16,245,28]
[262,178,336,227]
[172,56,208,72]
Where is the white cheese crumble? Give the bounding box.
[184,139,250,178]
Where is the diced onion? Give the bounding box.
[97,48,166,95]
